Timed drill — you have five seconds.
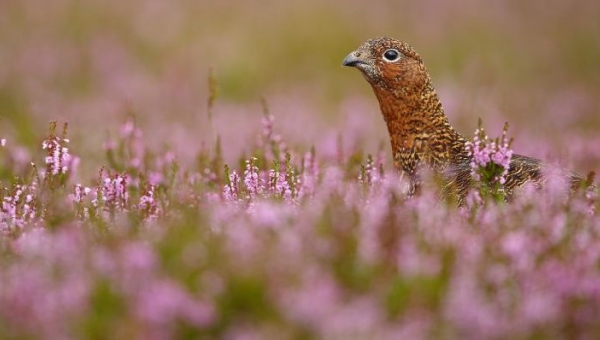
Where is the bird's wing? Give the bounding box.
[439,154,586,203]
[507,154,584,192]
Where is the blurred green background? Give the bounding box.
[0,0,599,169]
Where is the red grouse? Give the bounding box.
[343,37,585,201]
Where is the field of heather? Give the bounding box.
[1,0,600,339]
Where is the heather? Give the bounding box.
[0,112,596,339]
[1,0,600,339]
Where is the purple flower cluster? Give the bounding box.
[0,183,37,235]
[466,122,514,185]
[243,157,262,200]
[223,158,298,204]
[268,166,296,202]
[223,170,241,202]
[93,170,129,216]
[42,123,76,179]
[72,184,91,203]
[42,137,69,176]
[138,184,160,220]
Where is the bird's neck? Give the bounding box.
[372,81,468,170]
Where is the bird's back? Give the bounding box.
[441,154,586,202]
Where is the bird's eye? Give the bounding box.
[383,49,401,62]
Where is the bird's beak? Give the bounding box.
[342,51,367,67]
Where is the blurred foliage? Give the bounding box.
[1,0,599,98]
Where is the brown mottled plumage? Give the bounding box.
[343,37,585,201]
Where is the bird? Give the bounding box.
[342,37,588,202]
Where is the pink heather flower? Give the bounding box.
[223,170,241,202]
[72,184,92,219]
[42,135,73,177]
[138,184,160,220]
[107,175,128,207]
[466,123,513,185]
[93,171,129,213]
[1,138,6,147]
[243,157,262,200]
[269,169,293,201]
[0,184,37,235]
[72,184,91,203]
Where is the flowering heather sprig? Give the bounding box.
[138,184,160,220]
[93,169,129,217]
[103,173,129,210]
[466,120,514,200]
[42,122,76,188]
[224,153,303,204]
[72,184,92,220]
[266,152,299,202]
[0,183,37,235]
[269,168,293,201]
[269,169,292,200]
[72,184,92,203]
[243,157,262,200]
[223,165,241,202]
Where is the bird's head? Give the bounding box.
[342,37,428,95]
